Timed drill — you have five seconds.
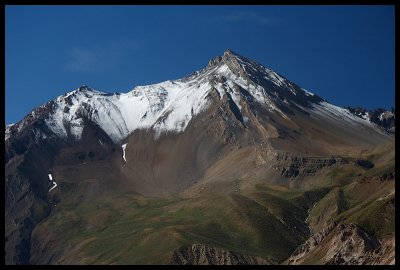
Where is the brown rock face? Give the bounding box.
[271,155,349,178]
[169,244,274,265]
[287,223,395,265]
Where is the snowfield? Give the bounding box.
[41,53,303,142]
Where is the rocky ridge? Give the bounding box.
[271,155,349,178]
[347,106,395,133]
[170,243,275,265]
[287,222,395,265]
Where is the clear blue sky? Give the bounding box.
[5,5,395,125]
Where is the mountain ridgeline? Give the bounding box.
[5,50,395,265]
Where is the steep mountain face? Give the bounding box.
[5,50,395,265]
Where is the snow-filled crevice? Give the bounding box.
[48,174,57,192]
[122,143,127,162]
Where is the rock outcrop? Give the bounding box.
[287,223,395,265]
[170,244,274,265]
[357,171,395,183]
[271,155,348,178]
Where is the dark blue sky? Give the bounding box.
[5,5,395,124]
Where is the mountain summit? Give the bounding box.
[5,50,389,145]
[5,50,394,265]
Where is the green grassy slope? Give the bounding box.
[36,182,337,264]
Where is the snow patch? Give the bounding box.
[379,111,394,121]
[263,68,286,88]
[69,118,84,140]
[122,143,127,162]
[215,82,226,100]
[5,124,15,141]
[49,182,57,192]
[361,112,370,120]
[48,173,57,192]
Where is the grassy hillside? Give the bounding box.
[31,143,394,265]
[34,181,338,264]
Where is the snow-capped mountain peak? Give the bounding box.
[6,50,393,145]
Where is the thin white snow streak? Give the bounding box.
[49,182,58,192]
[301,88,314,96]
[48,173,57,192]
[122,143,127,162]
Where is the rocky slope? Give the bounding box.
[169,244,275,265]
[287,223,395,265]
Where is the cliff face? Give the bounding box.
[270,155,349,178]
[287,223,395,265]
[170,244,275,265]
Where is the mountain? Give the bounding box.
[5,50,392,145]
[5,50,395,265]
